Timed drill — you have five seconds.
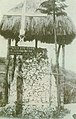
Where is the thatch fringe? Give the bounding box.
[0,0,76,44]
[0,14,75,45]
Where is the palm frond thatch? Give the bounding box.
[0,1,76,45]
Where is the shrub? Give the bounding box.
[0,104,16,117]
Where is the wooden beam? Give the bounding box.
[4,13,47,17]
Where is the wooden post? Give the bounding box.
[35,39,38,48]
[5,39,11,104]
[16,57,23,116]
[16,76,23,116]
[12,40,18,81]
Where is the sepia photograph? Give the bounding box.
[0,0,76,119]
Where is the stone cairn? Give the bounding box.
[8,47,57,118]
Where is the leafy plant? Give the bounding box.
[37,0,68,59]
[37,0,67,16]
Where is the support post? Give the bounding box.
[35,39,38,48]
[12,40,18,81]
[16,57,23,116]
[5,39,11,104]
[57,44,61,61]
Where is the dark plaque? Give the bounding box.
[9,46,35,55]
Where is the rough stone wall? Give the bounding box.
[22,57,50,109]
[8,48,58,115]
[21,48,50,111]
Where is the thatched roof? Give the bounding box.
[0,1,76,45]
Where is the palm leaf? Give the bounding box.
[40,1,52,7]
[36,8,52,14]
[38,0,67,15]
[56,11,67,16]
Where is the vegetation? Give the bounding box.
[37,0,67,16]
[0,57,6,64]
[52,65,76,104]
[37,0,75,59]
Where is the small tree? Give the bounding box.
[37,0,67,111]
[37,0,67,63]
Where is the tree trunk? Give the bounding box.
[5,39,11,104]
[62,45,65,70]
[60,44,65,109]
[52,0,60,112]
[57,44,61,62]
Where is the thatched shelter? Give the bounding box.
[0,0,76,113]
[0,0,76,45]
